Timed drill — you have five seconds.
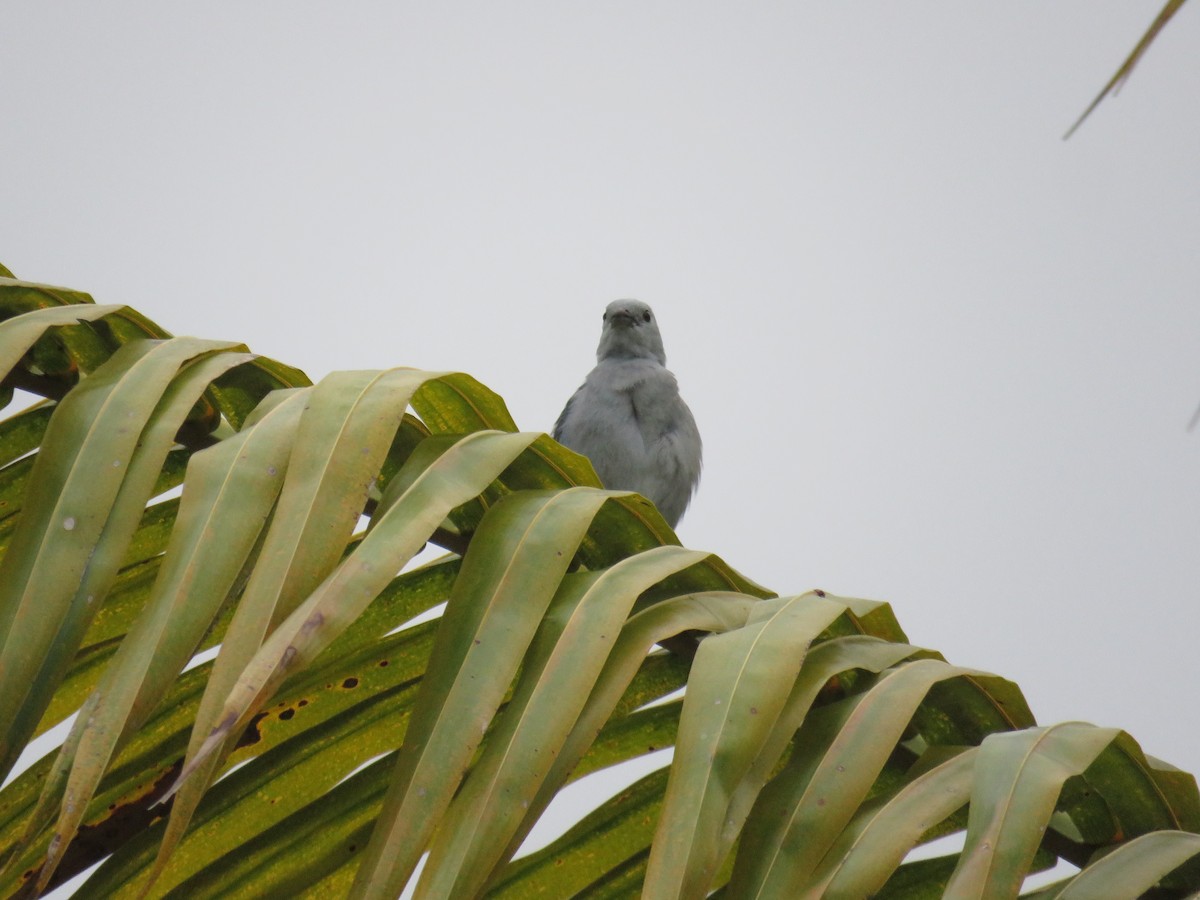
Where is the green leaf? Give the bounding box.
[346,488,621,898]
[1052,830,1200,898]
[0,339,248,784]
[945,722,1122,898]
[24,390,306,889]
[416,545,714,898]
[729,657,989,898]
[489,591,759,876]
[0,304,130,383]
[645,593,853,899]
[489,767,672,899]
[810,746,977,896]
[152,369,455,881]
[0,280,1197,899]
[31,560,457,897]
[159,429,539,893]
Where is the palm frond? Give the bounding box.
[1065,0,1190,138]
[1,271,1198,899]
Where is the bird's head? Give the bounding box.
[596,299,667,365]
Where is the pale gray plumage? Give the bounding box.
[554,299,702,527]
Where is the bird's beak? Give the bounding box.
[607,310,635,326]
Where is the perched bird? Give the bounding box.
[553,299,702,527]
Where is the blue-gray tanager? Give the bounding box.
[553,299,702,527]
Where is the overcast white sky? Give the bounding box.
[4,1,1200,888]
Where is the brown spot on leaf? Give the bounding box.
[235,711,269,749]
[17,759,183,895]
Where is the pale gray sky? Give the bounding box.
[4,2,1199,889]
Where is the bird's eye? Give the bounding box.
[641,311,651,322]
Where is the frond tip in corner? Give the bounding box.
[1064,0,1189,139]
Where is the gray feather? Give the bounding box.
[553,299,702,527]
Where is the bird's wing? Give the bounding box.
[552,385,584,442]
